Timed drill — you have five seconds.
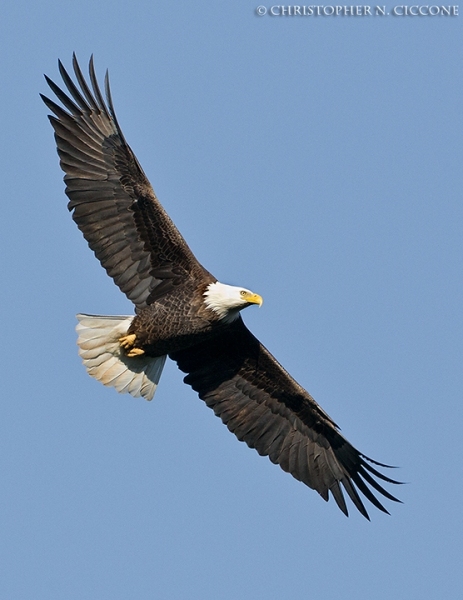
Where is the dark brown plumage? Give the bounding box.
[42,55,401,519]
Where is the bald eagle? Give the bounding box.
[42,56,401,519]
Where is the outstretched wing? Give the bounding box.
[41,55,211,309]
[171,318,401,519]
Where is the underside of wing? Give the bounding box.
[171,318,401,519]
[42,55,210,308]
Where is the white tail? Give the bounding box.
[76,314,166,401]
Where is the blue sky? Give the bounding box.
[1,2,462,598]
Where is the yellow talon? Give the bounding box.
[126,347,145,357]
[119,333,136,349]
[119,334,145,356]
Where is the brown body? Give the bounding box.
[128,280,227,356]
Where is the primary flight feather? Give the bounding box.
[42,55,401,519]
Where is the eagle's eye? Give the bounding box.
[240,290,247,297]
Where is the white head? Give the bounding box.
[203,282,263,323]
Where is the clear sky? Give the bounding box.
[1,2,462,598]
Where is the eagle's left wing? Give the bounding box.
[171,317,401,519]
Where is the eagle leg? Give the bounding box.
[119,334,145,357]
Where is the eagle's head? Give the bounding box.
[204,282,263,323]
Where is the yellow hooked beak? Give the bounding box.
[243,292,263,307]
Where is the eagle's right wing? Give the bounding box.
[41,55,212,309]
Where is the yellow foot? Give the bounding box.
[126,347,145,357]
[119,333,136,349]
[119,334,145,357]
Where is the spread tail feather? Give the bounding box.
[76,314,166,401]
